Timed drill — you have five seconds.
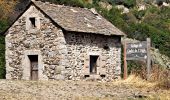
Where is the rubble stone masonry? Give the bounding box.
[5,5,121,81]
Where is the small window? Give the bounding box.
[29,17,36,28]
[103,45,109,50]
[90,55,99,74]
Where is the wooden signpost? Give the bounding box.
[124,38,151,80]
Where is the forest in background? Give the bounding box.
[0,0,170,78]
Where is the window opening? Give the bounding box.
[103,45,110,50]
[29,17,36,28]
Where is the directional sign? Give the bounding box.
[126,41,147,60]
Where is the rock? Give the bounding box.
[116,5,129,14]
[98,1,112,10]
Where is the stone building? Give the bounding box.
[4,0,124,81]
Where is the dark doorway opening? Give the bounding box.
[90,55,99,74]
[28,55,38,80]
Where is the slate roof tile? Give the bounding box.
[33,1,125,36]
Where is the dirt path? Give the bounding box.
[0,80,168,100]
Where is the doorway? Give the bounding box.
[90,55,99,74]
[28,55,38,80]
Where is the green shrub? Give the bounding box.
[0,35,5,79]
[127,61,146,79]
[123,12,137,23]
[0,19,8,33]
[144,0,154,4]
[126,22,170,57]
[123,0,136,8]
[40,0,93,8]
[133,9,146,20]
[160,6,170,19]
[106,0,136,8]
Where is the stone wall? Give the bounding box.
[6,5,67,80]
[64,32,121,81]
[5,5,122,81]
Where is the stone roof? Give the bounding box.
[33,1,125,36]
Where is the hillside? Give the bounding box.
[0,0,170,78]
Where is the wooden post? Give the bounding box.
[124,40,127,80]
[147,38,151,80]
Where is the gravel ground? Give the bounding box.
[0,80,166,100]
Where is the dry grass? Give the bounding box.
[74,96,115,100]
[150,65,170,90]
[128,63,170,90]
[147,90,170,100]
[0,78,169,100]
[113,75,170,100]
[113,75,157,89]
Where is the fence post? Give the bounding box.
[124,40,127,79]
[147,38,151,80]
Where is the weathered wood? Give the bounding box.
[31,61,38,80]
[126,42,147,48]
[124,40,127,79]
[126,41,147,60]
[147,38,151,80]
[124,38,151,80]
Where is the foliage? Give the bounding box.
[0,19,9,33]
[106,0,124,5]
[0,35,5,79]
[106,0,136,8]
[133,9,146,20]
[40,0,94,8]
[123,0,136,8]
[97,6,128,30]
[0,20,7,78]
